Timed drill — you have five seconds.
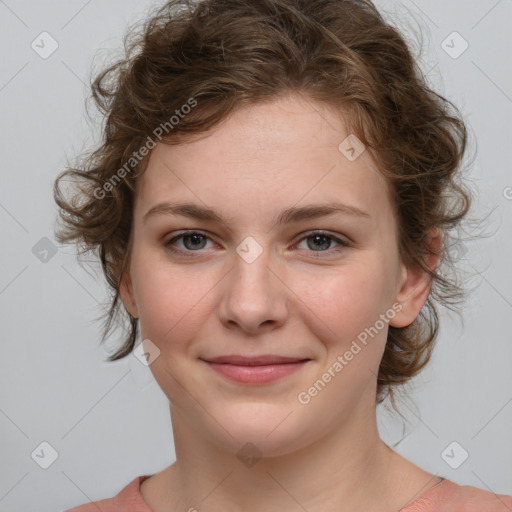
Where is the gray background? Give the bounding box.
[0,0,511,510]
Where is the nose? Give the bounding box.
[218,245,288,335]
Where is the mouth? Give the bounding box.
[199,355,312,384]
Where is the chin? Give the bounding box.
[207,403,317,459]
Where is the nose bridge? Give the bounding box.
[219,237,287,332]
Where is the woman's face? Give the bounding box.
[121,93,431,456]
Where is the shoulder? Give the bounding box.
[63,475,152,512]
[402,478,512,512]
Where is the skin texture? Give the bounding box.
[120,93,441,512]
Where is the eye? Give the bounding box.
[163,230,351,258]
[294,231,351,256]
[164,231,215,256]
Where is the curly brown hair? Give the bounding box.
[54,0,473,406]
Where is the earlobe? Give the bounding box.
[119,271,139,319]
[389,228,442,328]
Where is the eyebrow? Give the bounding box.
[143,201,370,226]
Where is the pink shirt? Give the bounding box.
[65,475,512,511]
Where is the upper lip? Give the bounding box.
[201,355,310,366]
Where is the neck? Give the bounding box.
[158,400,410,512]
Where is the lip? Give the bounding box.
[202,354,309,365]
[200,355,311,384]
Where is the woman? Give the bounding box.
[55,0,512,510]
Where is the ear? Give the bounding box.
[389,228,442,328]
[119,270,139,319]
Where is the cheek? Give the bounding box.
[290,262,394,395]
[132,265,216,400]
[292,266,392,407]
[291,263,390,344]
[132,257,217,347]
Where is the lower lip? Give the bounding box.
[204,361,309,384]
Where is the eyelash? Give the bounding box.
[163,230,351,258]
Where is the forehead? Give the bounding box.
[135,94,394,229]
